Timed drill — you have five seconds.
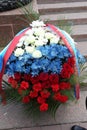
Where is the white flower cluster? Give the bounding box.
[14,20,60,58]
[30,20,45,28]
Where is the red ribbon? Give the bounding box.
[47,24,75,56]
[47,24,80,99]
[0,28,30,104]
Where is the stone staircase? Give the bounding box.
[37,0,87,56]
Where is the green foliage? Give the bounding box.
[79,63,87,87]
[5,88,21,102]
[4,84,60,119]
[47,98,60,118]
[3,82,75,119]
[23,100,41,119]
[69,74,78,86]
[61,89,75,101]
[57,20,73,34]
[17,2,40,24]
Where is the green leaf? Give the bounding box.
[17,2,40,24]
[57,20,73,34]
[47,98,60,118]
[61,89,75,101]
[69,74,78,86]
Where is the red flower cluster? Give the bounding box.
[61,61,75,79]
[8,57,75,112]
[53,92,68,103]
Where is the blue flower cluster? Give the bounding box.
[5,44,72,76]
[76,49,86,64]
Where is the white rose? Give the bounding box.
[32,50,42,58]
[33,27,45,36]
[25,46,35,54]
[34,40,45,46]
[25,29,34,35]
[25,35,35,44]
[50,37,60,44]
[16,42,23,47]
[30,20,45,28]
[45,32,55,39]
[14,48,24,57]
[35,37,48,46]
[19,35,27,42]
[42,38,48,44]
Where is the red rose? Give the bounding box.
[51,84,59,92]
[40,90,50,99]
[53,92,68,103]
[23,74,31,81]
[40,103,48,111]
[30,76,39,84]
[18,88,23,95]
[69,67,74,74]
[8,77,14,84]
[37,96,46,104]
[33,83,42,92]
[39,72,49,81]
[22,96,30,103]
[59,82,71,90]
[61,63,74,78]
[29,91,38,98]
[49,74,59,84]
[20,81,29,90]
[61,69,71,78]
[11,80,18,89]
[42,80,50,89]
[67,57,75,67]
[14,72,21,81]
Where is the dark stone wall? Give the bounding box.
[0,0,37,47]
[0,14,29,47]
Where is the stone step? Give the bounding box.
[38,2,87,15]
[40,12,87,25]
[76,41,87,56]
[71,24,87,42]
[37,0,87,4]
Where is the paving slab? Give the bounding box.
[61,123,80,130]
[0,91,87,130]
[41,125,61,130]
[0,103,33,129]
[21,127,41,130]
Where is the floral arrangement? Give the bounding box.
[0,20,85,117]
